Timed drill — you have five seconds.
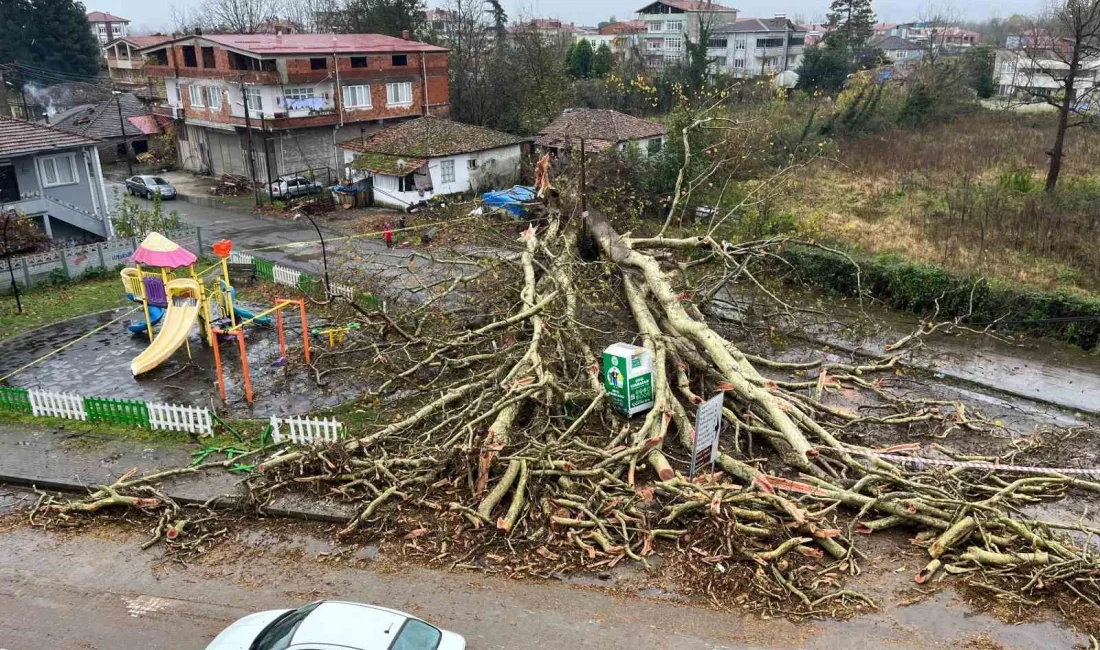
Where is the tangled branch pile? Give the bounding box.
[37,193,1100,620]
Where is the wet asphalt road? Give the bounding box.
[0,501,1086,650]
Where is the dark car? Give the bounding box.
[125,175,177,199]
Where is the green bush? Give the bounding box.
[778,245,1100,350]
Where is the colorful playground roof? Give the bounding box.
[133,232,197,269]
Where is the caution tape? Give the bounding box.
[837,448,1100,477]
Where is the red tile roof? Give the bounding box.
[0,116,100,157]
[116,34,173,48]
[169,33,448,55]
[86,11,128,22]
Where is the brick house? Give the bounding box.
[137,33,450,182]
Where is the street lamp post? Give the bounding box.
[292,209,331,295]
[2,211,24,314]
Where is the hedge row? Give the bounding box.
[777,246,1100,350]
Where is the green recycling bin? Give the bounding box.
[602,343,655,417]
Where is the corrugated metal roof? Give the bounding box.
[145,33,448,55]
[0,116,100,157]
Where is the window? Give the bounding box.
[757,38,785,49]
[310,57,328,70]
[467,158,478,170]
[667,21,684,32]
[350,56,368,68]
[97,24,107,32]
[789,37,805,46]
[253,603,320,650]
[387,82,412,106]
[708,37,728,49]
[207,86,222,110]
[647,138,663,154]
[664,36,682,51]
[182,45,197,67]
[0,164,19,202]
[648,40,662,50]
[1001,61,1013,73]
[189,84,204,107]
[736,39,746,50]
[284,87,314,101]
[392,54,408,66]
[439,159,455,183]
[390,619,442,650]
[201,46,215,67]
[342,84,371,108]
[733,58,745,69]
[648,21,663,33]
[399,174,417,192]
[245,87,263,112]
[39,154,78,188]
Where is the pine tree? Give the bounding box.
[592,43,613,78]
[824,0,876,58]
[0,0,101,78]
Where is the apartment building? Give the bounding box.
[574,21,647,54]
[138,32,450,181]
[708,17,806,77]
[636,0,739,68]
[103,35,173,99]
[87,11,129,46]
[994,48,1100,100]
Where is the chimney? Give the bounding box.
[774,13,786,19]
[194,27,202,36]
[401,29,410,40]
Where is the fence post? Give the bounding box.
[59,248,71,279]
[196,226,204,256]
[20,257,30,288]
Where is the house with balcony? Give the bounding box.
[0,117,112,242]
[104,35,174,99]
[636,0,739,68]
[994,48,1100,101]
[708,17,806,77]
[137,32,450,181]
[575,21,647,54]
[87,11,129,47]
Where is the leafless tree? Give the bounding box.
[1011,0,1100,190]
[204,0,283,33]
[446,0,494,125]
[282,0,339,32]
[917,1,962,66]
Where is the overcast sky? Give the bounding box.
[95,0,1045,35]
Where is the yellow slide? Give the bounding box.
[131,278,201,376]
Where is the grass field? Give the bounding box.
[0,277,126,343]
[781,110,1100,293]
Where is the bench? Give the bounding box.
[227,262,256,285]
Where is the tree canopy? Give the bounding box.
[567,39,595,79]
[796,45,852,93]
[0,0,101,80]
[824,0,877,59]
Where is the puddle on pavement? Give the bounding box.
[0,307,363,417]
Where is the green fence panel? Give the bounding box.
[298,273,325,300]
[358,293,381,311]
[0,387,32,414]
[254,259,274,282]
[84,397,150,428]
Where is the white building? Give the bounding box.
[636,0,739,68]
[86,11,129,46]
[340,116,526,209]
[708,17,806,77]
[994,48,1100,101]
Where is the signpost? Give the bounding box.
[602,343,655,417]
[690,393,724,480]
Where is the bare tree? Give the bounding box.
[446,0,494,125]
[917,1,962,66]
[204,0,283,33]
[282,0,339,32]
[1010,0,1100,190]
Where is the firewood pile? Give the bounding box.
[210,174,254,197]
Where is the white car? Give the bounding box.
[269,176,324,199]
[205,601,465,650]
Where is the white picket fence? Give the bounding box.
[149,402,213,436]
[23,388,214,436]
[273,265,301,288]
[228,251,255,265]
[270,415,344,445]
[29,390,87,421]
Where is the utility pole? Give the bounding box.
[579,137,587,213]
[112,91,133,176]
[240,78,260,207]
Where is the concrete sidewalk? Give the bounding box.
[0,423,354,521]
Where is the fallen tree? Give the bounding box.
[30,133,1100,624]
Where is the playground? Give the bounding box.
[0,233,363,419]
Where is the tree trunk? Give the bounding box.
[1045,48,1079,192]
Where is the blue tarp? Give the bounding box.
[481,186,536,218]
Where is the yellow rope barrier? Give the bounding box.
[0,307,141,383]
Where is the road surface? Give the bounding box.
[0,494,1084,650]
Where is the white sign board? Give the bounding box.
[690,393,724,479]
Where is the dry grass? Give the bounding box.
[783,111,1100,292]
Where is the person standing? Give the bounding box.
[383,222,394,249]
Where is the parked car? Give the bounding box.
[204,601,465,650]
[125,175,177,199]
[269,175,324,199]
